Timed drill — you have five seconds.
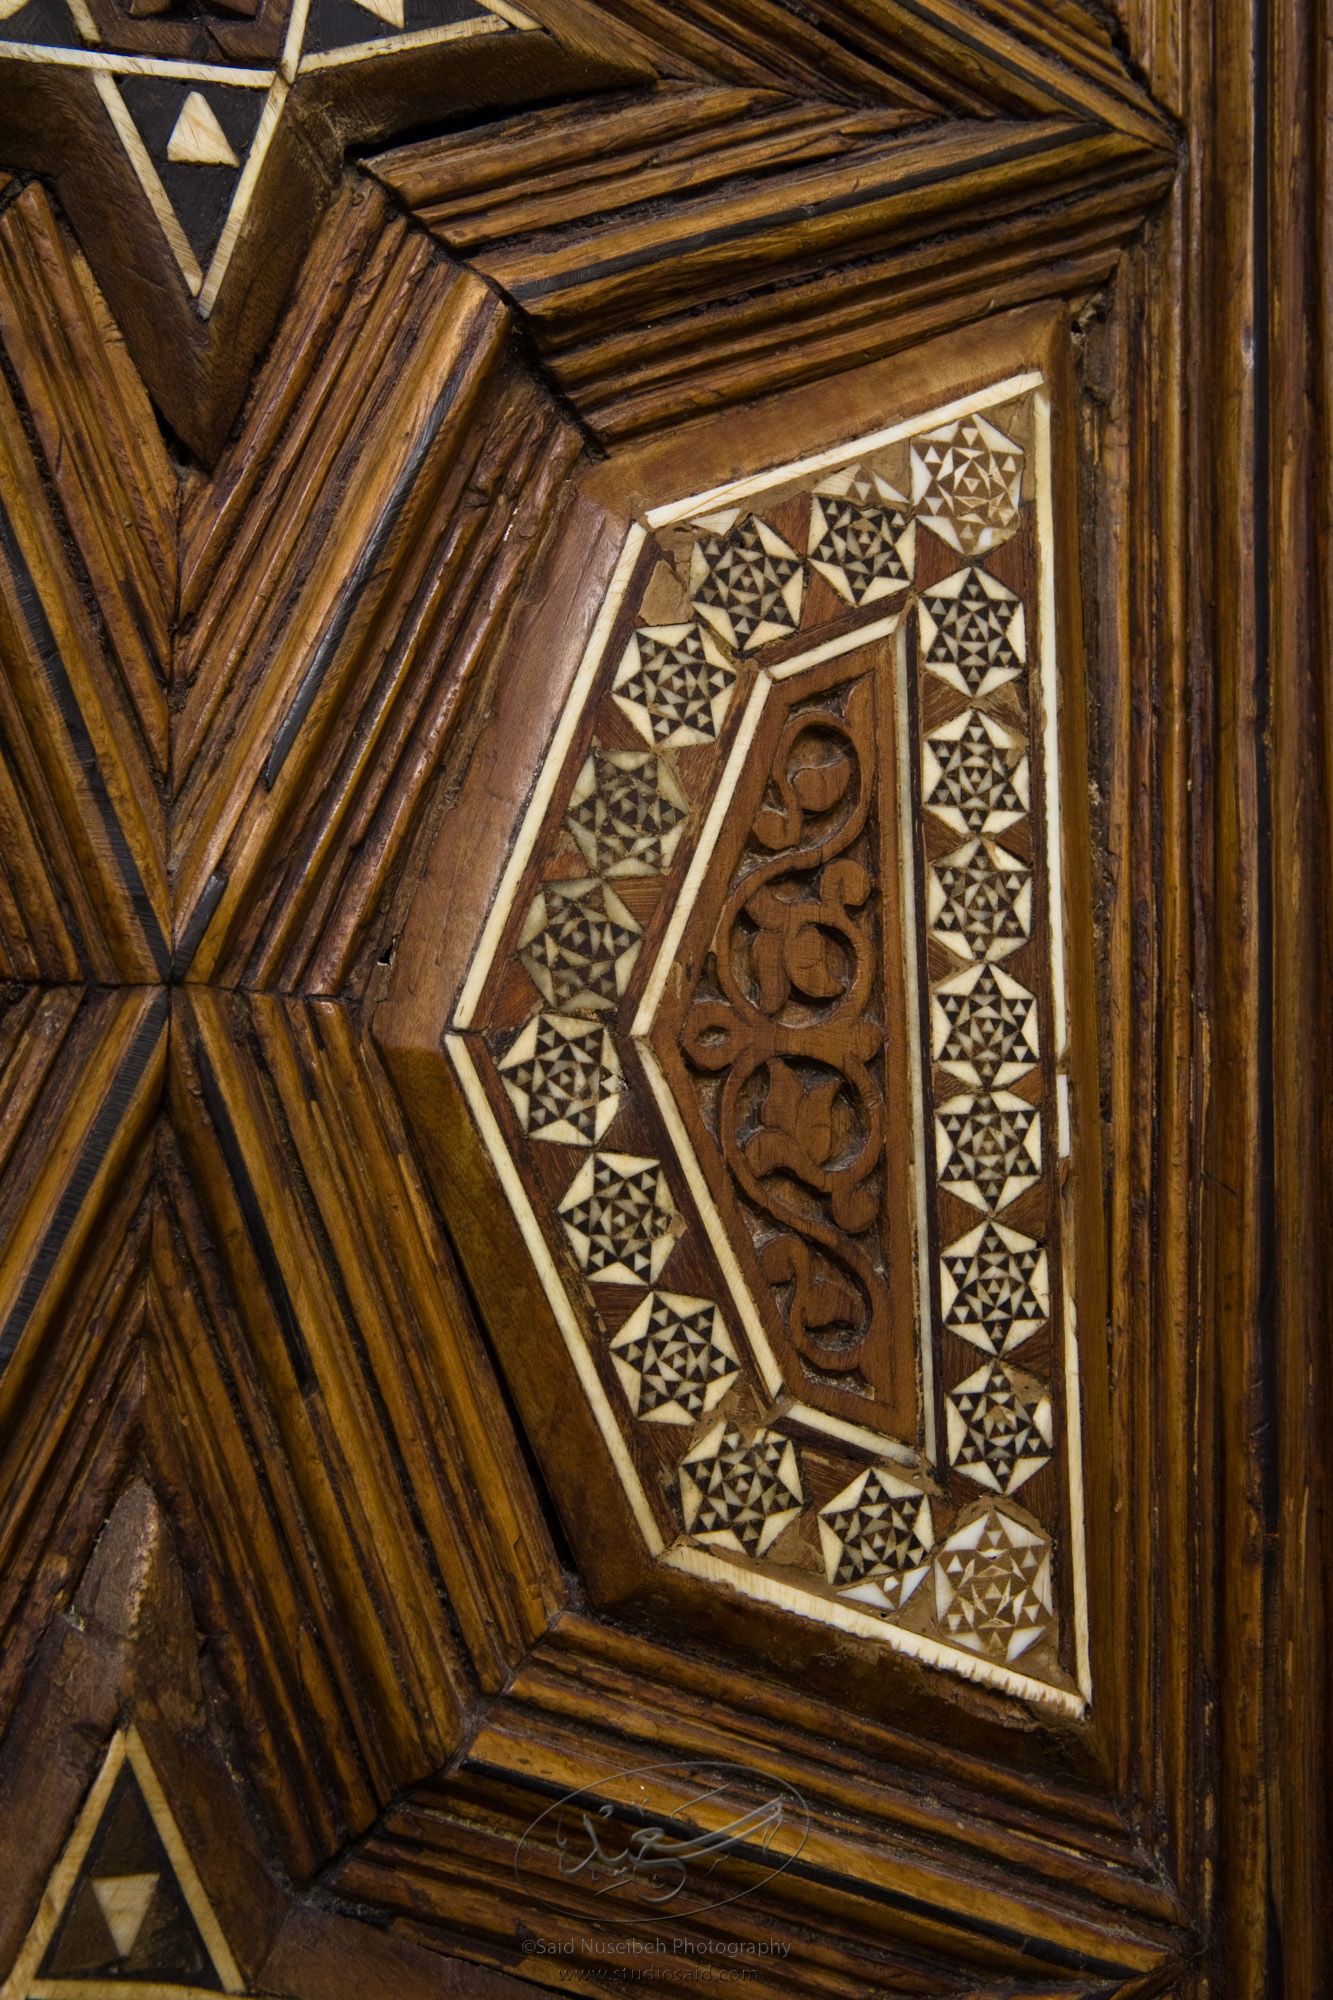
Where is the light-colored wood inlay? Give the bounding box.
[167,91,240,169]
[645,373,1045,531]
[665,1544,1084,1716]
[454,524,646,1029]
[0,1727,243,2000]
[2,46,271,82]
[447,1033,666,1553]
[764,610,901,680]
[635,1037,785,1403]
[298,11,509,70]
[893,619,939,1461]
[630,670,769,1036]
[197,80,288,317]
[93,72,204,295]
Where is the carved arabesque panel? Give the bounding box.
[438,330,1095,1713]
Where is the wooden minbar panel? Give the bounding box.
[0,2,1321,1997]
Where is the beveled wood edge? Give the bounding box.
[0,0,1321,1984]
[373,307,1119,1764]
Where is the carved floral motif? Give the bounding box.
[682,678,887,1377]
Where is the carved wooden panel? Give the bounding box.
[0,2,1324,1998]
[428,332,1095,1713]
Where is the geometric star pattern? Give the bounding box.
[518,878,642,1013]
[928,839,1033,960]
[933,1503,1053,1662]
[689,512,805,651]
[807,466,915,606]
[609,1290,739,1424]
[936,1090,1042,1211]
[678,1422,804,1556]
[919,567,1027,697]
[910,415,1025,554]
[559,1151,678,1285]
[933,963,1041,1087]
[923,710,1029,835]
[0,0,530,313]
[940,1220,1049,1353]
[498,1012,624,1144]
[436,357,1094,1706]
[613,623,738,745]
[818,1466,934,1612]
[946,1358,1054,1492]
[566,744,689,876]
[0,15,1152,1944]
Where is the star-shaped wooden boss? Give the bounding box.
[0,0,627,454]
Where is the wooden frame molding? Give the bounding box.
[0,0,1325,1996]
[397,321,1100,1717]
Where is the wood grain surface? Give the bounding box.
[0,1,1323,1996]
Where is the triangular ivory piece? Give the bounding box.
[1,1727,245,2000]
[348,0,405,25]
[91,1872,159,1956]
[167,91,241,168]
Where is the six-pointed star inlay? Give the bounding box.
[0,0,533,308]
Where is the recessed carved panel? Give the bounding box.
[447,357,1092,1713]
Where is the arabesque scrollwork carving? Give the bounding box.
[682,677,887,1378]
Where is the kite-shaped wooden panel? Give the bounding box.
[404,309,1103,1717]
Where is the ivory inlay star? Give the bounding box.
[452,370,1090,1713]
[0,0,533,313]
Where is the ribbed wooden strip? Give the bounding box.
[969,0,1122,76]
[231,369,578,994]
[295,393,581,996]
[558,177,1148,382]
[172,270,504,960]
[197,335,535,985]
[0,986,82,1183]
[176,194,413,683]
[0,1258,145,1732]
[543,0,952,108]
[146,1156,380,1871]
[0,1144,148,1541]
[373,88,931,244]
[537,0,1150,121]
[0,740,80,980]
[177,189,387,621]
[171,988,475,1790]
[0,374,169,978]
[522,1615,1134,1840]
[474,122,1163,333]
[796,0,1154,128]
[498,1645,1182,1925]
[174,221,444,782]
[559,196,1157,437]
[0,185,174,776]
[251,1001,524,1660]
[350,1804,918,2000]
[0,987,164,1392]
[251,999,561,1667]
[352,1826,912,2000]
[345,1776,1173,1989]
[0,590,110,982]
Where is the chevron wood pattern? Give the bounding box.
[373,87,1175,441]
[0,0,1322,1996]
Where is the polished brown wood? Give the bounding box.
[0,1,1324,1995]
